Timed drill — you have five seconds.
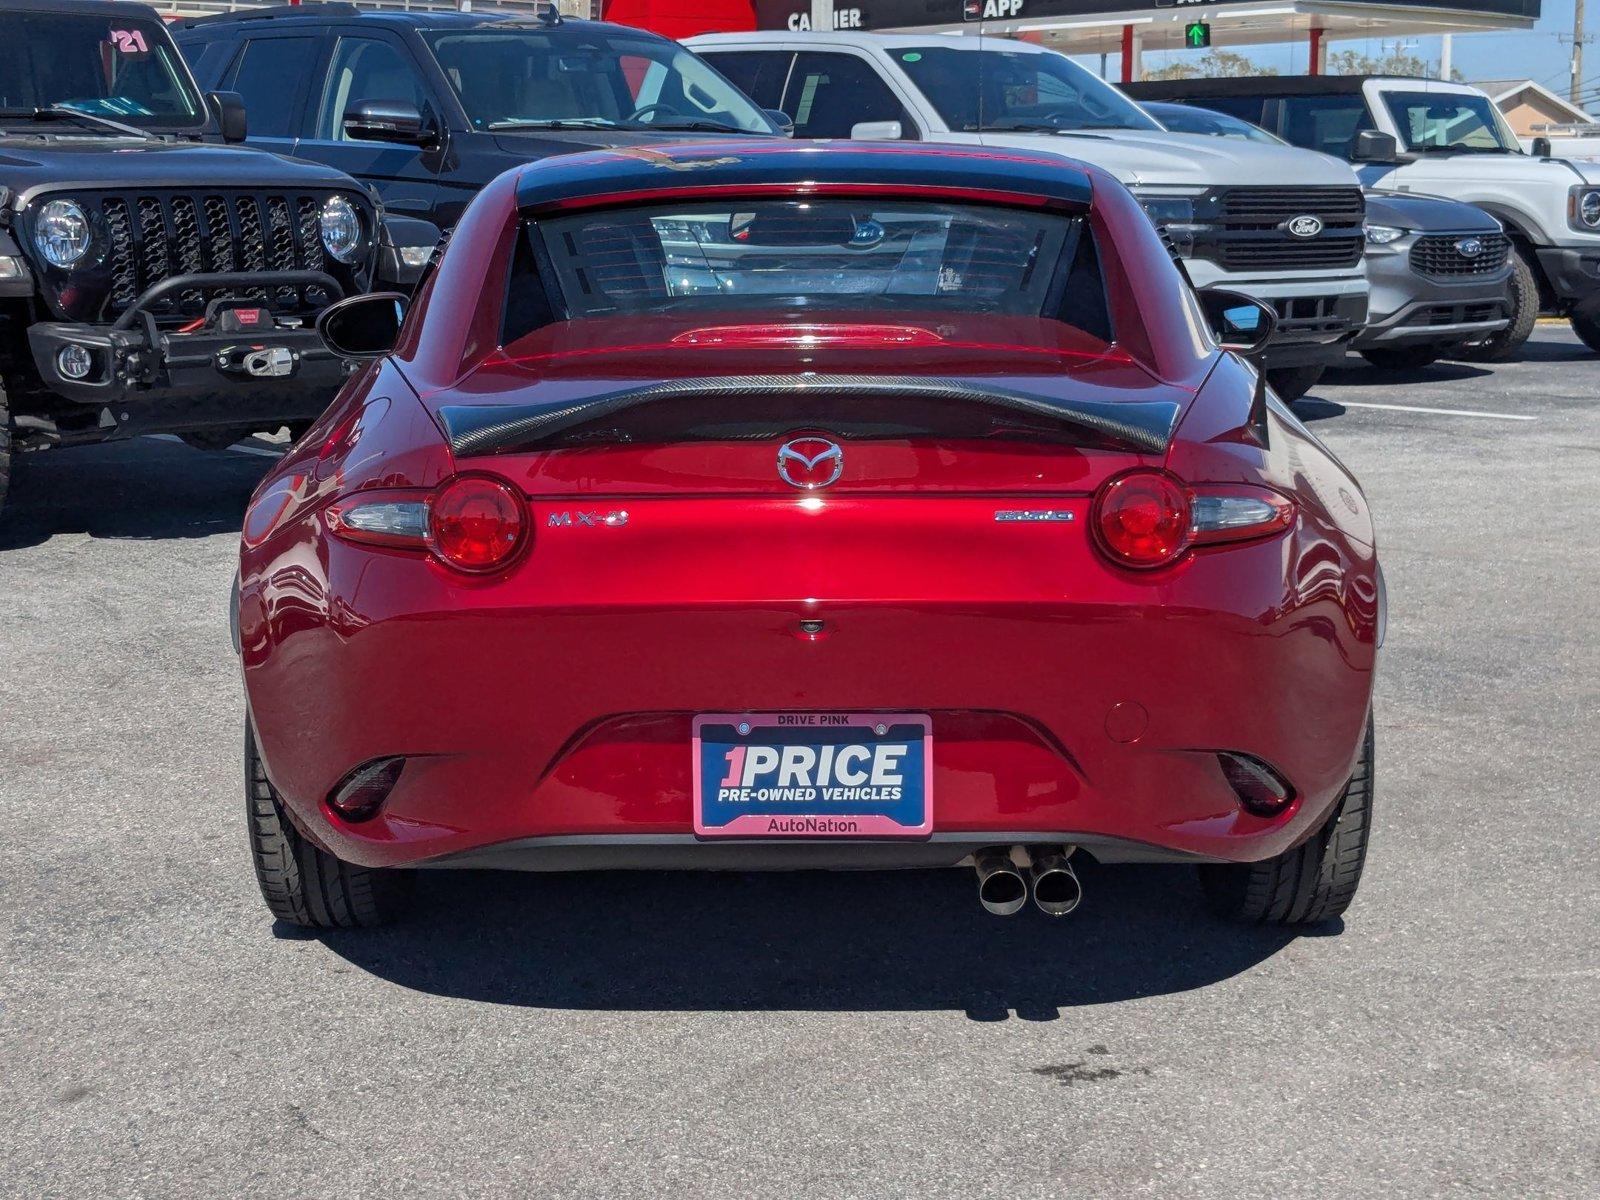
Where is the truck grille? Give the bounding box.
[83,189,343,320]
[1410,232,1511,277]
[1201,186,1366,273]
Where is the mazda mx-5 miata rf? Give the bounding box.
[236,141,1380,929]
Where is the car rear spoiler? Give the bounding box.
[438,375,1181,458]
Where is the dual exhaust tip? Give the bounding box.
[974,847,1082,917]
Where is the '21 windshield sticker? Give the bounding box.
[110,29,150,55]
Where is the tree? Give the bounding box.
[1146,50,1277,80]
[1325,46,1461,81]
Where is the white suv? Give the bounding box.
[1127,75,1600,358]
[690,31,1371,399]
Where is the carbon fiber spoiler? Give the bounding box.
[438,375,1181,458]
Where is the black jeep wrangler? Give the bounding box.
[0,0,390,517]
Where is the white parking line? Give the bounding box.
[229,444,285,458]
[1333,400,1536,421]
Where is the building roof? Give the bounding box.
[1469,79,1594,124]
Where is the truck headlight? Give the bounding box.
[34,199,92,268]
[1571,187,1600,230]
[1136,195,1198,226]
[319,196,365,264]
[1364,224,1406,246]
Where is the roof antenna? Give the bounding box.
[536,1,563,26]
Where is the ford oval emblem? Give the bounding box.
[1287,215,1324,239]
[1455,237,1484,257]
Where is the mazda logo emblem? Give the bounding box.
[1286,214,1324,239]
[777,437,843,490]
[1455,237,1484,257]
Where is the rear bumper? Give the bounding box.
[422,832,1211,871]
[241,503,1378,873]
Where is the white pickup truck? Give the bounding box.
[690,32,1371,399]
[1128,75,1600,358]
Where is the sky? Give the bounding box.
[1132,0,1596,111]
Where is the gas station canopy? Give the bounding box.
[745,0,1539,60]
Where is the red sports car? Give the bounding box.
[236,141,1380,929]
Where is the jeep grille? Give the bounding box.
[68,189,356,321]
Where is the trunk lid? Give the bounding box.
[419,313,1196,497]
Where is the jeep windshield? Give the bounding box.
[424,29,775,135]
[0,10,205,131]
[892,45,1160,134]
[1382,91,1521,154]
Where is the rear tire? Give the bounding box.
[1198,718,1374,925]
[1359,345,1441,371]
[246,723,407,928]
[1569,307,1600,354]
[1455,247,1538,362]
[1265,365,1325,401]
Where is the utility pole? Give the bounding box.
[1577,0,1587,107]
[1562,0,1591,105]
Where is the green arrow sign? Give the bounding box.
[1185,21,1211,48]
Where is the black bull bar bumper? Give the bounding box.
[26,271,352,436]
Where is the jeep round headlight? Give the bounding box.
[1579,190,1600,229]
[319,196,364,264]
[34,199,92,269]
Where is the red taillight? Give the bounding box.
[327,476,528,574]
[1092,470,1191,569]
[426,475,527,573]
[1091,470,1294,570]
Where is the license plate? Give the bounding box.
[693,713,932,838]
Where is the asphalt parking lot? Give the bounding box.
[2,328,1596,1198]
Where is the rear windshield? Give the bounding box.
[530,199,1082,320]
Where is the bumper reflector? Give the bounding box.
[328,757,405,822]
[1217,751,1295,816]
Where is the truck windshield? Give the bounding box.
[0,12,204,129]
[1382,91,1520,153]
[532,200,1080,319]
[892,45,1160,134]
[424,30,774,134]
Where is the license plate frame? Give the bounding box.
[692,712,933,839]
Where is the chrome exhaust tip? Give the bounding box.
[1029,851,1083,917]
[973,849,1028,917]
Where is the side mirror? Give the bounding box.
[1350,130,1399,163]
[317,292,408,359]
[343,100,434,146]
[850,119,902,141]
[764,109,795,138]
[208,91,247,143]
[376,216,443,291]
[1199,288,1277,356]
[1531,135,1553,158]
